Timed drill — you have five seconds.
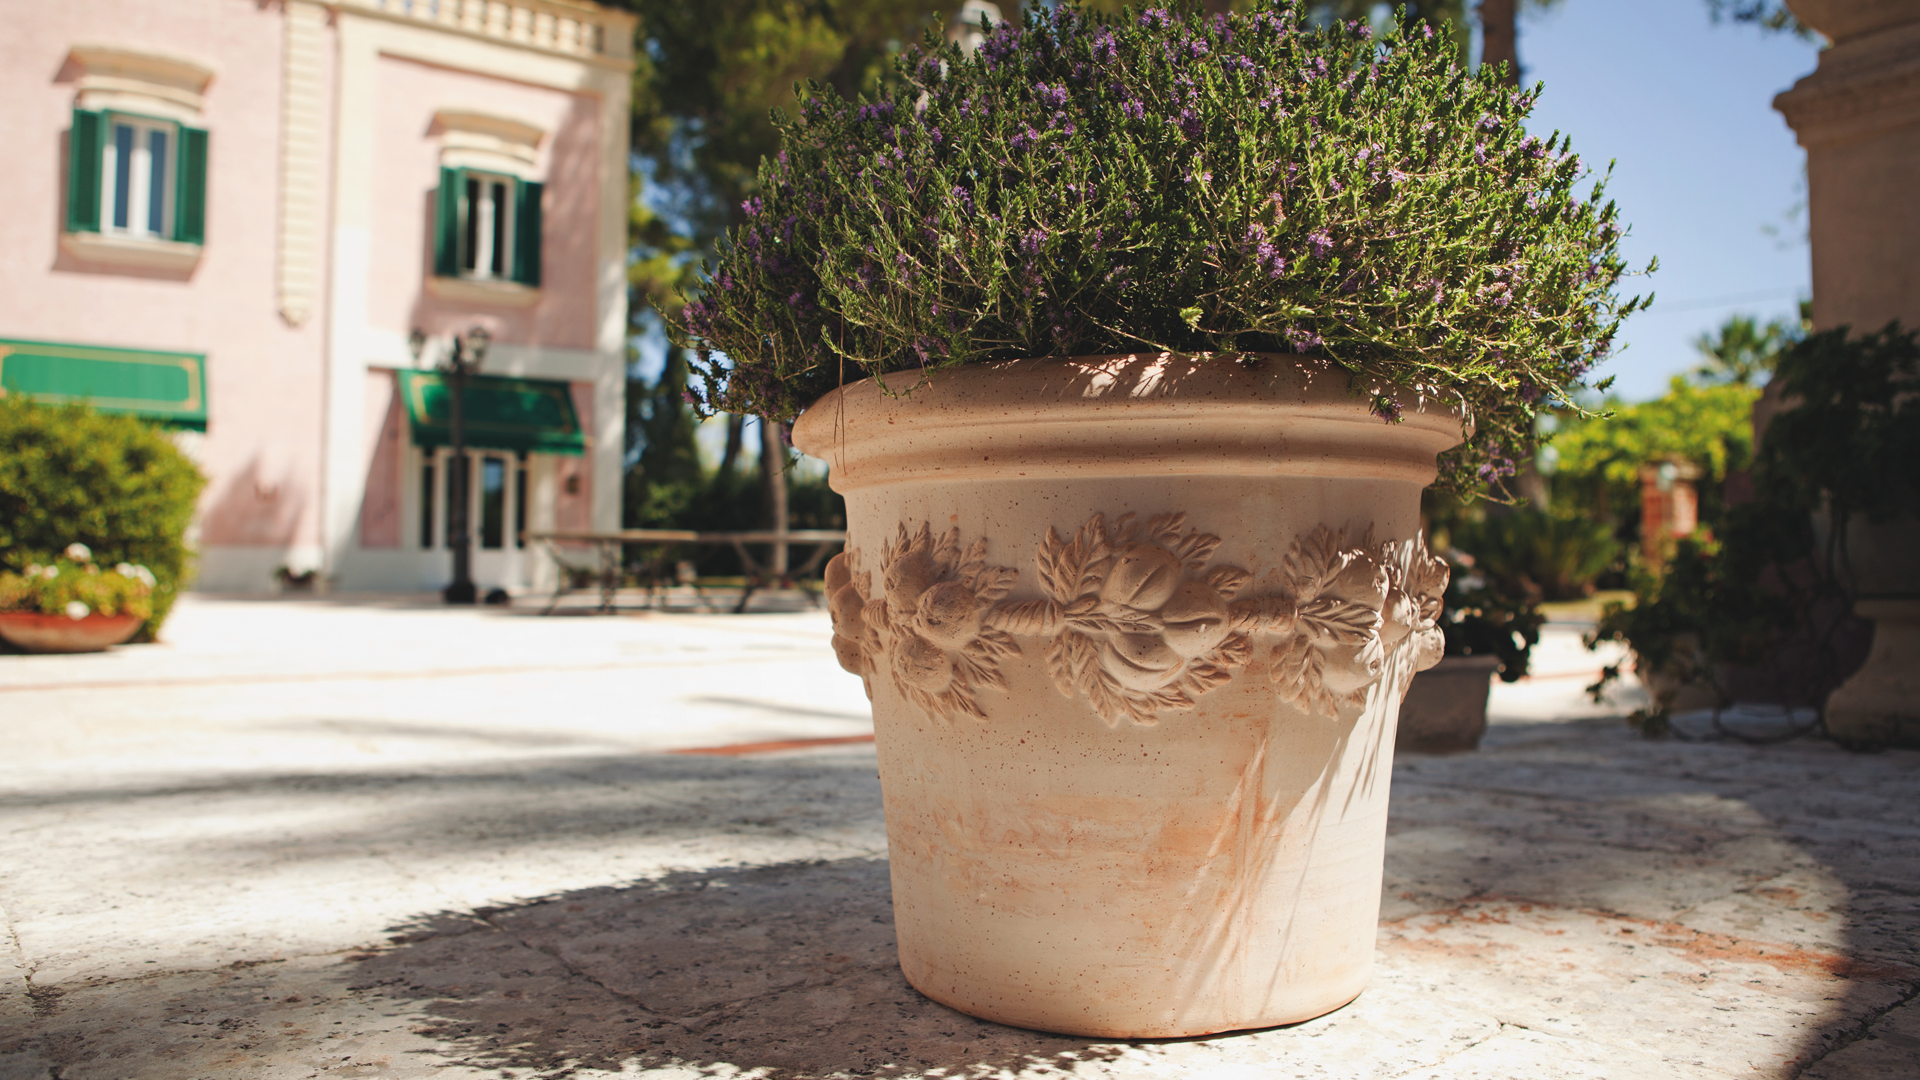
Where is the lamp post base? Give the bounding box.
[443,580,478,605]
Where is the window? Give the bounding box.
[434,168,542,286]
[67,109,206,244]
[106,117,172,237]
[479,456,507,550]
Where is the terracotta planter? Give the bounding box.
[1395,655,1501,753]
[0,611,144,653]
[793,354,1461,1037]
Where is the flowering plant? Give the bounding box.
[679,0,1645,493]
[0,543,156,622]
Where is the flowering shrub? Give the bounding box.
[0,396,203,637]
[679,0,1645,493]
[0,543,156,621]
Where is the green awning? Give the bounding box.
[396,370,584,456]
[0,338,208,430]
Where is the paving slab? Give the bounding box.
[0,596,1915,1078]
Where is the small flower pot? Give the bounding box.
[0,612,144,654]
[1394,654,1502,753]
[794,354,1461,1038]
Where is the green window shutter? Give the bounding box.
[511,180,543,286]
[66,109,104,233]
[173,126,208,244]
[433,167,463,277]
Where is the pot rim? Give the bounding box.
[792,352,1464,492]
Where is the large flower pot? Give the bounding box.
[792,354,1461,1038]
[0,612,144,653]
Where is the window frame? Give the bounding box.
[460,171,517,282]
[101,113,177,241]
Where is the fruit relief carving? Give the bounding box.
[995,513,1254,728]
[824,515,1449,728]
[822,523,1021,722]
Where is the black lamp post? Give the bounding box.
[409,325,492,605]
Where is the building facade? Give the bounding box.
[0,0,633,593]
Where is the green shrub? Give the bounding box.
[1447,508,1620,602]
[1585,323,1919,737]
[0,398,205,638]
[679,0,1644,494]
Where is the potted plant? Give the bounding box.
[680,0,1638,1037]
[1397,547,1544,753]
[0,543,157,653]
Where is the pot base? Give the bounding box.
[1826,599,1920,747]
[0,612,143,653]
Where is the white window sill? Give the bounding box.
[61,231,203,272]
[426,276,541,308]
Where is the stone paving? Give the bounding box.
[1,596,1915,1079]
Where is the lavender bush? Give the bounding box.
[679,0,1646,493]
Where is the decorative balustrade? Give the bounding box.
[343,0,635,64]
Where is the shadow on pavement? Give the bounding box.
[343,858,1134,1078]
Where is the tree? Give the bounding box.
[1690,310,1802,387]
[607,0,948,558]
[1704,1,1812,37]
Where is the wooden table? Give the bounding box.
[522,529,848,614]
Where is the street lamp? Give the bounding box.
[409,325,492,604]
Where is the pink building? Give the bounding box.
[0,0,634,593]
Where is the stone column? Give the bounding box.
[1776,0,1920,745]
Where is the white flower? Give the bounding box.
[42,566,58,580]
[25,564,41,576]
[65,601,90,620]
[65,543,91,562]
[113,563,157,587]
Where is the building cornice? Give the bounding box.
[1775,20,1920,148]
[328,0,636,71]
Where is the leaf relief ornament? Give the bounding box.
[1234,525,1450,719]
[990,512,1254,728]
[836,522,1023,722]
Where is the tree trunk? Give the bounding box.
[718,413,745,480]
[1478,0,1520,87]
[761,416,789,577]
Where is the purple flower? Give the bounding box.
[1284,326,1324,353]
[1178,108,1202,139]
[1307,230,1332,259]
[1122,100,1145,121]
[1139,8,1172,31]
[1372,396,1401,422]
[1035,82,1068,108]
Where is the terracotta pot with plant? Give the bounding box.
[0,543,157,653]
[679,0,1641,1037]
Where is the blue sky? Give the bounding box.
[1512,0,1820,401]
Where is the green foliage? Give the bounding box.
[1547,376,1759,522]
[0,398,205,637]
[1437,551,1544,681]
[1448,508,1620,602]
[617,0,946,256]
[1756,323,1920,527]
[1703,0,1812,38]
[681,0,1644,494]
[1690,311,1796,387]
[1586,323,1920,736]
[0,550,156,621]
